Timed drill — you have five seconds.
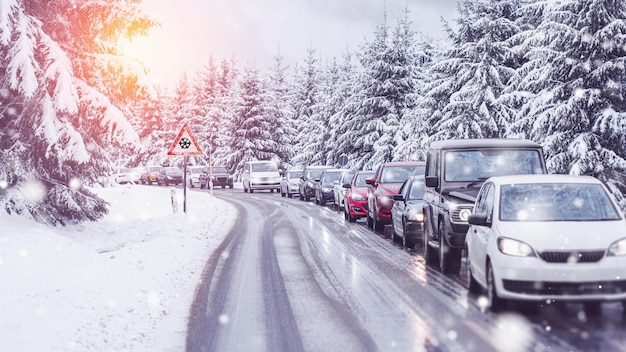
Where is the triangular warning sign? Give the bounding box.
[167,124,204,156]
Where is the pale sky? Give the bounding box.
[128,0,458,87]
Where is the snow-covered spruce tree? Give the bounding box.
[220,65,281,178]
[309,57,343,167]
[0,0,154,224]
[324,51,359,168]
[423,0,522,142]
[507,0,626,208]
[346,9,422,170]
[387,7,427,162]
[265,50,295,167]
[209,58,239,171]
[291,47,323,167]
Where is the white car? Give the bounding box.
[333,170,354,211]
[186,166,204,188]
[111,167,141,184]
[465,174,626,312]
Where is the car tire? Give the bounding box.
[366,213,373,229]
[466,248,483,294]
[423,223,437,265]
[287,193,292,199]
[229,184,233,189]
[250,188,254,193]
[373,207,383,232]
[487,262,507,312]
[438,221,461,275]
[222,185,225,189]
[402,221,415,249]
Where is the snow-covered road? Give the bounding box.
[186,190,621,352]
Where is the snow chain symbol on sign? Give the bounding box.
[178,137,192,149]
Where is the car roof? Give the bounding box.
[380,161,426,167]
[487,174,601,186]
[323,168,350,173]
[305,165,332,169]
[428,138,542,150]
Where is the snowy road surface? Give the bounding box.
[186,189,626,352]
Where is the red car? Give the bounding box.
[366,161,426,231]
[343,170,375,222]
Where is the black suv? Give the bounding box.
[199,166,233,189]
[423,139,547,274]
[298,165,331,201]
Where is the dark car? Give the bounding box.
[366,161,426,231]
[391,176,426,250]
[200,166,233,189]
[344,170,375,222]
[298,165,332,201]
[314,169,350,206]
[423,138,547,274]
[140,166,162,185]
[156,166,183,186]
[281,169,302,198]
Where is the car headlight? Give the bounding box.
[408,211,424,222]
[497,237,535,257]
[322,187,333,192]
[608,238,626,256]
[307,182,316,188]
[352,194,365,201]
[228,175,233,179]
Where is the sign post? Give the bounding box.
[166,124,204,213]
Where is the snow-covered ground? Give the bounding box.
[0,184,237,351]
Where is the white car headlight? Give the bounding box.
[307,182,316,188]
[497,237,535,257]
[352,194,365,201]
[408,211,424,222]
[608,238,626,256]
[322,187,333,192]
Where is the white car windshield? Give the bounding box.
[499,183,621,221]
[251,163,278,172]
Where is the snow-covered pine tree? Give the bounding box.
[326,50,360,169]
[386,7,424,162]
[508,0,626,208]
[0,0,154,224]
[265,50,295,167]
[221,65,281,178]
[210,58,239,171]
[291,47,323,167]
[309,57,342,167]
[349,9,421,169]
[424,0,521,142]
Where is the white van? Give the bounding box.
[242,160,281,193]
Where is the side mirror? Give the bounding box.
[333,180,340,185]
[468,213,491,227]
[314,178,321,183]
[365,178,375,185]
[342,182,351,188]
[393,194,404,201]
[425,176,438,188]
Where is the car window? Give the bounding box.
[251,163,278,172]
[408,180,425,200]
[322,171,343,183]
[307,169,325,179]
[212,167,228,173]
[288,171,301,179]
[381,166,410,183]
[444,150,544,182]
[474,182,492,214]
[354,172,374,187]
[499,183,621,221]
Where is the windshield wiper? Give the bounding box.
[466,177,489,188]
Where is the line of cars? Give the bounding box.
[112,165,234,188]
[282,138,626,314]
